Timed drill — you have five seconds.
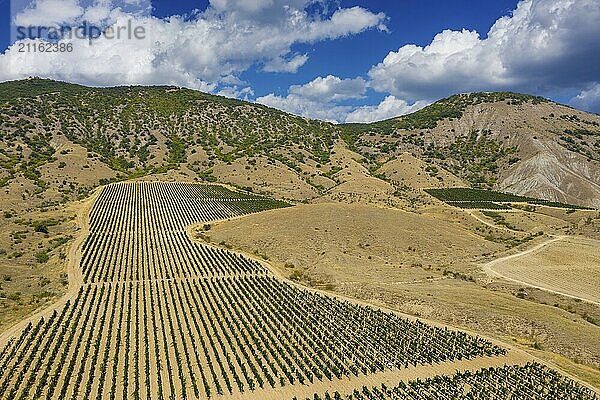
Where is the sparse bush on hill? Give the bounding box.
[303,362,598,400]
[34,222,49,233]
[35,250,49,263]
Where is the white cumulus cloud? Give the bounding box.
[257,74,369,122]
[289,75,366,101]
[570,83,600,114]
[1,0,387,89]
[368,0,600,102]
[14,0,84,26]
[263,54,309,74]
[345,96,429,123]
[216,85,255,101]
[256,92,353,123]
[256,76,426,123]
[259,0,600,122]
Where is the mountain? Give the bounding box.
[341,92,600,208]
[0,78,337,207]
[1,78,599,208]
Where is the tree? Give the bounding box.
[34,222,49,233]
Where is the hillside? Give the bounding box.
[341,92,600,208]
[1,79,600,393]
[2,181,598,399]
[0,78,337,205]
[201,200,600,387]
[2,80,600,307]
[1,80,599,210]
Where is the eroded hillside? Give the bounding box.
[342,92,600,208]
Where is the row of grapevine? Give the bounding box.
[81,182,280,282]
[88,182,288,233]
[300,362,598,400]
[443,201,512,210]
[425,188,592,210]
[0,275,508,399]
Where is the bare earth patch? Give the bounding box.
[485,236,600,304]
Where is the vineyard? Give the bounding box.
[425,188,593,210]
[80,183,288,283]
[302,363,599,400]
[0,182,596,399]
[441,201,512,210]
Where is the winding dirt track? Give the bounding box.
[191,218,600,395]
[482,235,600,306]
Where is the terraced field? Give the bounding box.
[0,182,596,399]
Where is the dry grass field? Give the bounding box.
[0,190,96,332]
[204,201,600,391]
[197,202,503,289]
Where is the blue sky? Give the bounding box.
[240,1,517,98]
[1,0,599,122]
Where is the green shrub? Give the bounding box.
[34,222,49,233]
[35,250,50,263]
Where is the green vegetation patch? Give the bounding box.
[35,250,50,263]
[481,210,522,230]
[425,187,593,210]
[0,78,338,195]
[0,78,88,103]
[559,128,600,161]
[424,129,517,187]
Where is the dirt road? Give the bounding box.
[482,235,600,306]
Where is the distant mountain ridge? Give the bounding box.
[1,78,599,207]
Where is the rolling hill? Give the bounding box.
[1,78,599,209]
[341,92,600,208]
